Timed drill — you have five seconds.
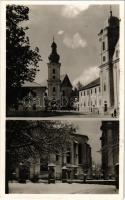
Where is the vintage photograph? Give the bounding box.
[6,120,119,194]
[6,4,120,118]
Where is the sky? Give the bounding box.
[25,4,119,87]
[73,120,102,165]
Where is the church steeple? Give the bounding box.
[48,37,60,63]
[110,5,112,17]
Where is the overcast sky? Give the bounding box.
[25,4,119,87]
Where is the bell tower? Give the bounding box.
[47,37,61,101]
[98,7,119,112]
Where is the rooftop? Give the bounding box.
[79,78,100,91]
[22,81,46,88]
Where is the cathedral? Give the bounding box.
[79,10,120,116]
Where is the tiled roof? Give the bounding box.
[22,81,45,88]
[79,78,100,91]
[61,74,72,88]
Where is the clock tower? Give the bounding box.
[47,38,61,101]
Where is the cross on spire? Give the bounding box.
[110,5,112,17]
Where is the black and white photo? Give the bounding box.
[6,4,120,118]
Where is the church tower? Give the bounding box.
[98,8,119,113]
[47,38,61,101]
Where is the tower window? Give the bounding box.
[103,56,106,62]
[53,87,56,92]
[104,84,106,91]
[53,69,55,74]
[53,75,55,79]
[102,41,105,51]
[62,90,65,96]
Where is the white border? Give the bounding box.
[0,1,124,200]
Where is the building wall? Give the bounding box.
[78,13,119,115]
[27,134,92,180]
[61,86,72,108]
[100,121,119,179]
[20,87,46,111]
[79,85,102,113]
[113,42,119,111]
[47,63,61,100]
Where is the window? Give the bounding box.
[84,102,86,107]
[56,155,59,162]
[53,69,55,74]
[66,152,71,164]
[102,41,105,50]
[53,75,55,79]
[84,91,85,96]
[62,90,65,96]
[53,87,56,92]
[95,88,96,93]
[78,144,82,164]
[103,56,106,62]
[91,89,92,94]
[81,92,82,96]
[104,84,106,91]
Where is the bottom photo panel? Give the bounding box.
[6,120,119,194]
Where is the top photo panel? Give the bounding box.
[6,3,120,118]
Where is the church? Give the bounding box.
[20,38,73,111]
[79,10,120,116]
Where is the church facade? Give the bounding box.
[79,10,120,116]
[15,131,92,181]
[19,39,73,111]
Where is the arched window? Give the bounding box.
[102,41,105,50]
[103,56,106,62]
[53,87,56,92]
[104,84,106,91]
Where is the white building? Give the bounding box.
[79,10,120,115]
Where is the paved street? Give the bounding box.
[9,182,118,194]
[7,110,115,118]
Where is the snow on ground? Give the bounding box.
[9,182,118,194]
